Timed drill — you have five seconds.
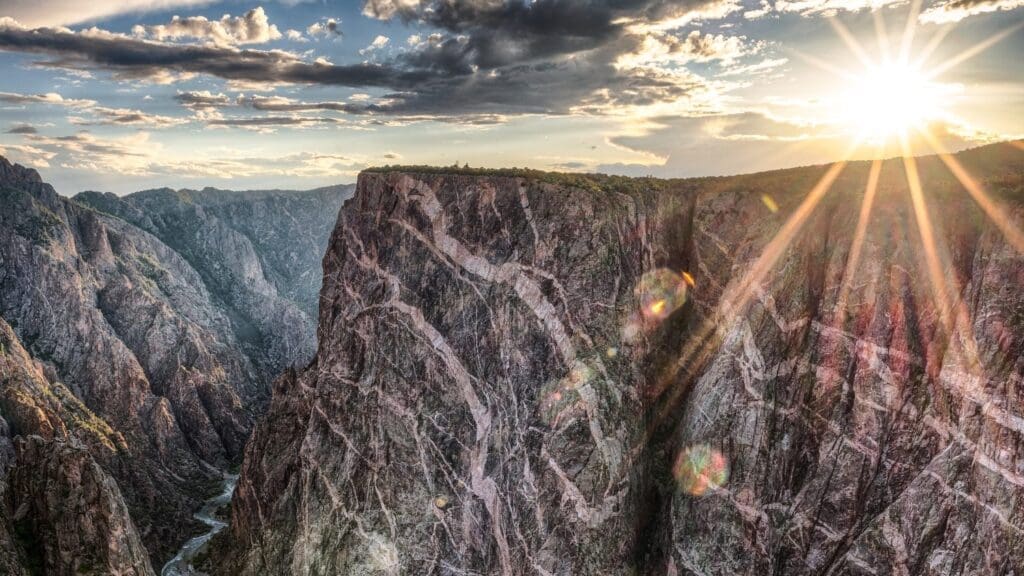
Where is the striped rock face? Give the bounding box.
[220,142,1024,575]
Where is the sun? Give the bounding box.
[839,61,950,143]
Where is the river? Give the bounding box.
[161,473,238,576]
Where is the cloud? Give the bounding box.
[20,127,366,178]
[919,0,1024,22]
[0,143,57,167]
[237,94,363,113]
[0,91,95,108]
[0,89,185,128]
[174,90,232,109]
[177,92,511,126]
[772,0,906,17]
[0,0,212,28]
[6,124,38,134]
[306,18,341,38]
[69,106,188,128]
[596,113,1007,179]
[360,35,390,55]
[362,0,423,20]
[24,130,157,175]
[285,29,306,42]
[207,116,341,128]
[615,31,754,70]
[744,0,773,18]
[0,0,760,119]
[719,57,788,77]
[131,7,282,47]
[159,151,366,179]
[0,18,415,88]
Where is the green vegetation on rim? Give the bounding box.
[363,165,702,195]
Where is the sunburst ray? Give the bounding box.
[927,20,1024,79]
[830,16,874,68]
[872,10,892,63]
[917,127,1024,254]
[899,0,924,63]
[646,157,853,439]
[900,138,981,371]
[835,158,883,326]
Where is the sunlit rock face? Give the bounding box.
[0,155,351,572]
[221,143,1024,574]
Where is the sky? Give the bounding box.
[0,0,1020,194]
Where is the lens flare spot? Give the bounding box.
[364,532,400,574]
[623,268,689,342]
[761,194,779,213]
[673,444,728,496]
[682,271,695,288]
[540,360,595,427]
[649,299,667,316]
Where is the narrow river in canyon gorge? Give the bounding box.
[161,474,239,576]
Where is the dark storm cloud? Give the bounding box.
[0,21,426,88]
[0,0,739,117]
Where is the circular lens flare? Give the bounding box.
[539,360,595,427]
[623,268,690,343]
[673,444,728,496]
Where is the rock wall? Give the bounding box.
[220,143,1024,574]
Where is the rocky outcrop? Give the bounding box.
[0,155,351,571]
[9,436,155,576]
[0,318,151,575]
[219,142,1024,574]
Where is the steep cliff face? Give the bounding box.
[221,143,1024,574]
[0,156,351,571]
[0,319,152,576]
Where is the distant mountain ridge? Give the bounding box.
[0,155,351,574]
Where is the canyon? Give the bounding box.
[0,157,350,574]
[2,142,1024,574]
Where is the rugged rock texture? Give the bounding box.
[220,142,1024,574]
[0,318,151,575]
[0,156,351,572]
[75,184,349,382]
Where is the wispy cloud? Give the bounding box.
[0,0,213,27]
[0,91,94,108]
[771,0,907,17]
[69,106,188,128]
[920,0,1024,23]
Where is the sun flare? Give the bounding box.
[839,61,952,143]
